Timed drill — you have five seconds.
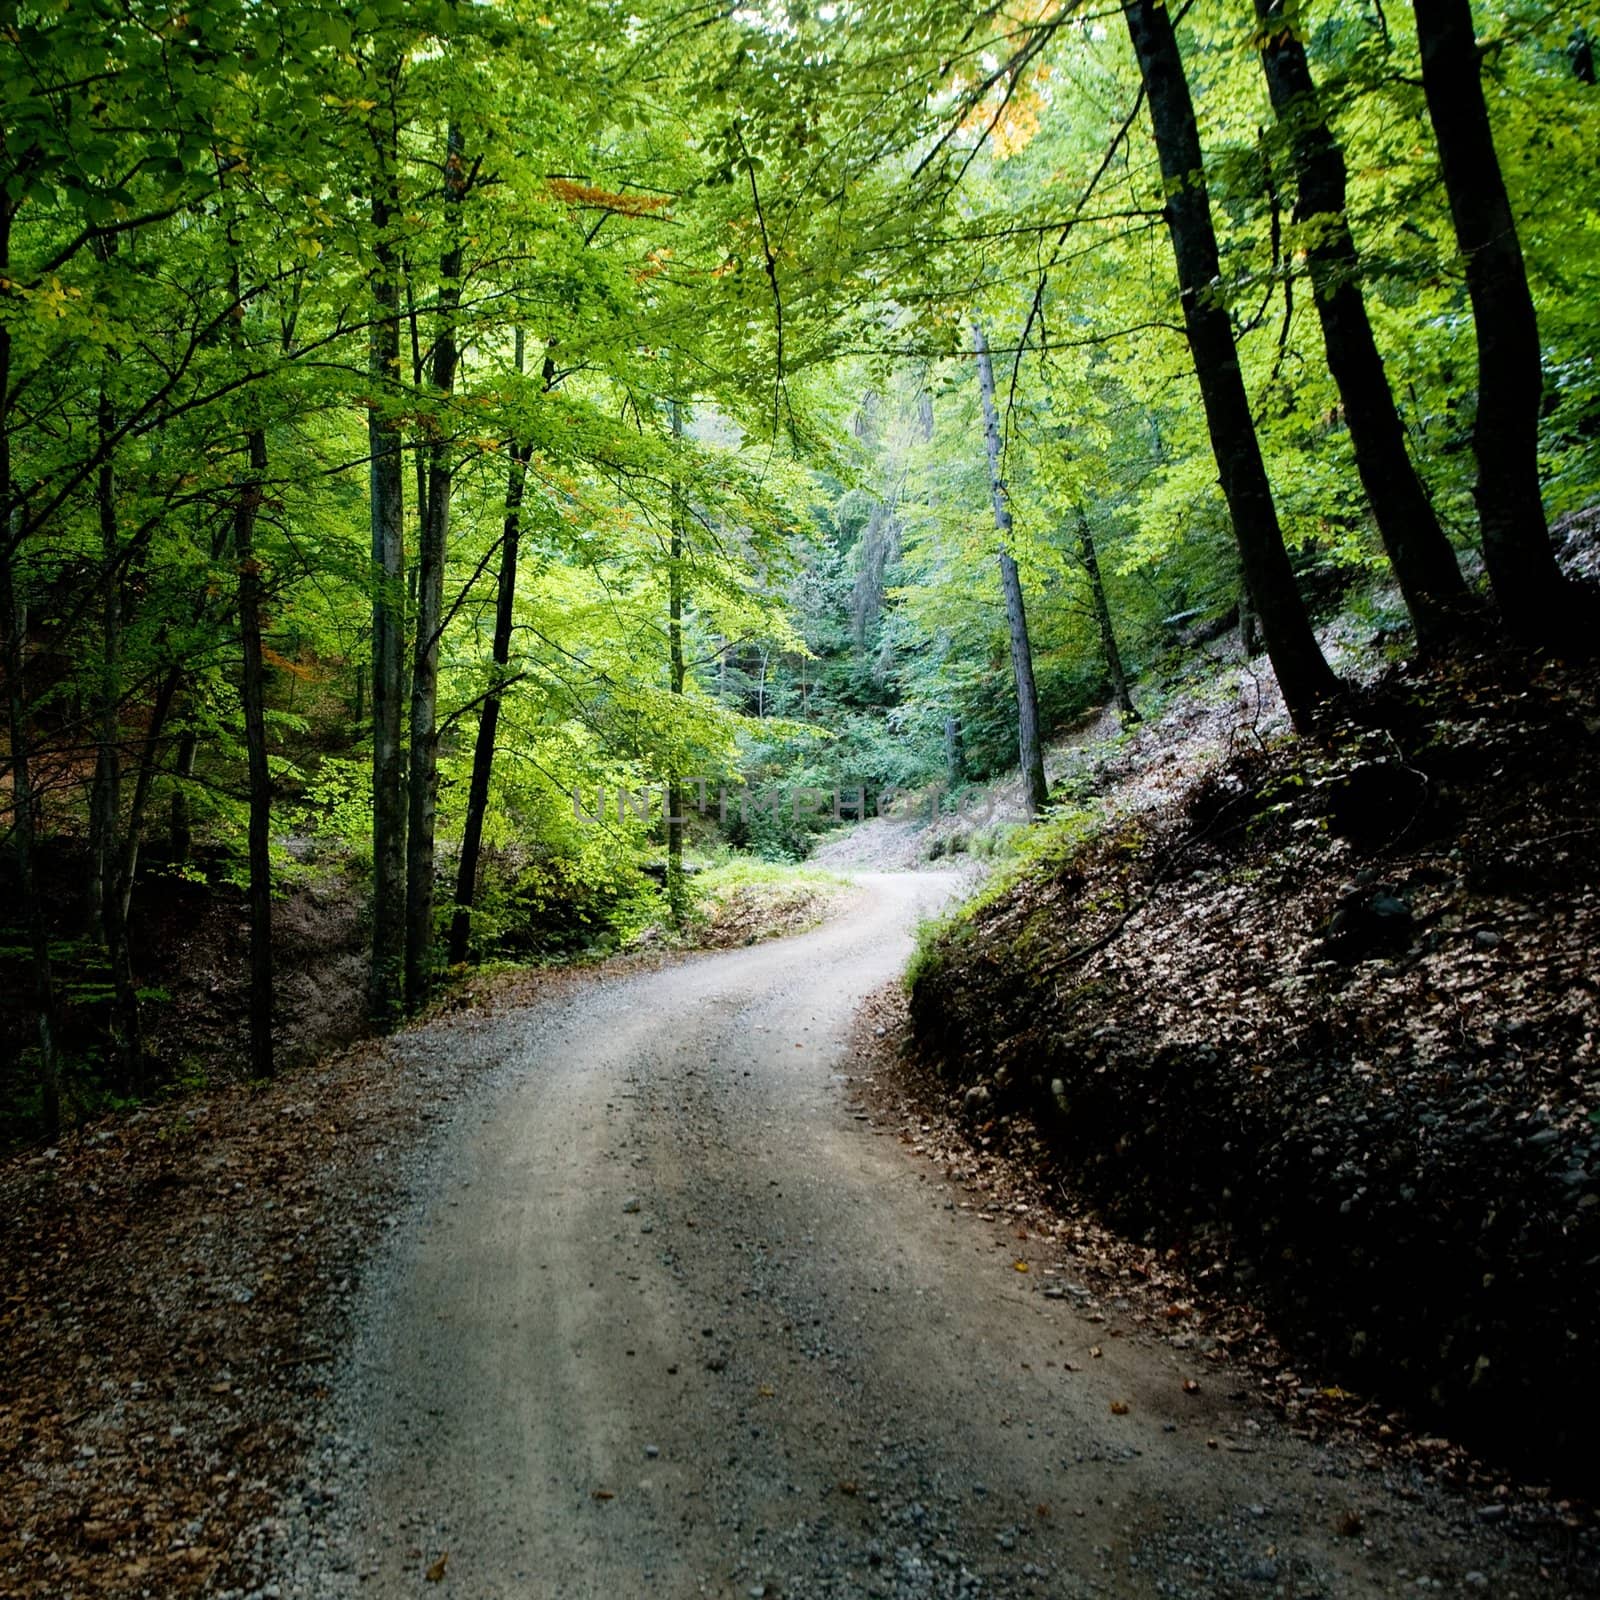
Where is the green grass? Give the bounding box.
[685,857,852,947]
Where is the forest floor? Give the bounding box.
[3,873,1594,1599]
[903,643,1599,1520]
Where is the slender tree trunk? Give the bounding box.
[665,399,689,930]
[944,715,964,788]
[2,297,62,1137]
[170,723,197,863]
[368,110,407,1025]
[1411,0,1575,640]
[114,664,180,927]
[217,169,275,1072]
[1124,0,1339,729]
[236,427,274,1076]
[1255,0,1471,647]
[973,322,1049,815]
[405,125,467,1009]
[1076,508,1138,722]
[87,395,118,943]
[406,274,430,543]
[89,360,144,1074]
[2,554,61,1138]
[448,330,531,967]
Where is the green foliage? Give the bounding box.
[2,0,1596,1138]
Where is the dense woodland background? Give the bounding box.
[2,0,1598,1143]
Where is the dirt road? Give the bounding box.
[278,873,1565,1599]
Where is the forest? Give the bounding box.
[2,0,1599,1593]
[2,0,1596,1131]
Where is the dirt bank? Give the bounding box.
[907,653,1600,1495]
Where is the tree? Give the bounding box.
[665,398,689,930]
[235,421,274,1078]
[973,322,1049,815]
[1122,0,1339,730]
[405,123,471,1009]
[1254,0,1472,649]
[1076,508,1138,723]
[1411,0,1579,642]
[366,52,408,1026]
[448,333,534,967]
[0,527,61,1139]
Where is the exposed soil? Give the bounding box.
[0,844,373,1141]
[906,650,1600,1495]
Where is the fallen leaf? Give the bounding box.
[757,1384,776,1398]
[1013,1261,1029,1273]
[425,1552,449,1582]
[591,1489,615,1501]
[1110,1400,1130,1415]
[1182,1378,1201,1394]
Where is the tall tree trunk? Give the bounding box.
[1123,0,1339,729]
[2,302,62,1137]
[448,329,531,968]
[1076,508,1138,722]
[405,124,467,1010]
[88,355,144,1075]
[973,322,1049,816]
[114,664,180,928]
[170,721,197,863]
[1255,0,1471,648]
[1412,0,1577,641]
[665,399,688,931]
[368,109,407,1026]
[87,389,118,943]
[218,171,275,1072]
[236,427,274,1076]
[2,546,61,1139]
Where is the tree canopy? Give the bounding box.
[3,0,1597,1129]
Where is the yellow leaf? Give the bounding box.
[425,1552,448,1582]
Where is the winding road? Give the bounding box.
[294,873,1549,1599]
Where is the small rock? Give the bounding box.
[1473,929,1502,951]
[622,1197,642,1214]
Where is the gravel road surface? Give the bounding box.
[265,873,1564,1600]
